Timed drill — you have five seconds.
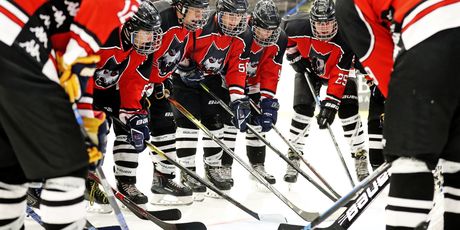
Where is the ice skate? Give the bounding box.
[150,173,193,206]
[284,150,300,183]
[117,179,148,208]
[205,165,231,198]
[180,170,206,202]
[352,149,370,181]
[221,165,234,187]
[85,178,112,214]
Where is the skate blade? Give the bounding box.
[86,203,112,214]
[193,192,205,202]
[205,189,230,199]
[150,194,193,206]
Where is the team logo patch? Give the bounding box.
[309,46,331,76]
[94,56,129,88]
[158,35,187,77]
[247,48,263,77]
[200,41,229,74]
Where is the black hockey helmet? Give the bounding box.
[172,0,211,31]
[250,0,281,47]
[216,0,249,36]
[124,1,163,54]
[309,0,337,41]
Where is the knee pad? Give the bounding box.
[293,104,315,117]
[202,115,223,130]
[338,103,359,119]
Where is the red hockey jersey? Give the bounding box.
[337,0,460,97]
[246,30,288,99]
[148,1,190,84]
[185,12,253,96]
[281,12,353,103]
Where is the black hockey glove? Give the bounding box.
[256,98,279,132]
[121,112,150,152]
[176,62,205,88]
[153,77,173,99]
[317,99,339,129]
[286,52,311,73]
[229,96,251,132]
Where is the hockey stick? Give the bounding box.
[246,98,341,199]
[88,172,207,230]
[277,162,391,230]
[110,116,286,223]
[199,82,339,201]
[303,73,355,187]
[168,97,320,221]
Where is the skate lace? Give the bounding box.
[185,174,202,186]
[167,179,186,190]
[253,165,270,178]
[353,149,369,177]
[122,183,143,196]
[209,167,225,181]
[89,182,108,205]
[286,160,300,175]
[221,167,232,180]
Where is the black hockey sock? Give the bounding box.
[247,146,266,165]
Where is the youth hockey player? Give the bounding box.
[0,0,139,229]
[90,0,163,206]
[220,0,287,186]
[281,0,370,183]
[172,0,252,194]
[336,0,460,228]
[146,0,211,205]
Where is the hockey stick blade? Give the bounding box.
[278,221,343,230]
[88,172,207,230]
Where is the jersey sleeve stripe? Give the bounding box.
[70,23,101,53]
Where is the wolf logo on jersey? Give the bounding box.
[247,49,263,77]
[158,35,187,77]
[201,42,230,74]
[94,56,129,88]
[309,46,331,76]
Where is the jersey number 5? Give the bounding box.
[238,63,246,73]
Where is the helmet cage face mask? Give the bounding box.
[217,11,249,36]
[252,26,280,47]
[181,5,211,31]
[310,18,337,41]
[130,27,163,55]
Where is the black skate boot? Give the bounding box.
[116,178,148,205]
[352,149,370,181]
[205,164,232,191]
[180,169,206,201]
[221,165,234,187]
[85,178,112,213]
[150,173,193,206]
[284,150,300,183]
[252,164,276,184]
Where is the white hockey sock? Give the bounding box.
[0,182,27,229]
[289,112,312,151]
[203,128,223,167]
[246,124,265,147]
[440,159,460,228]
[341,114,366,153]
[40,176,86,229]
[176,127,198,168]
[386,157,434,229]
[223,124,237,151]
[113,134,139,178]
[150,132,176,176]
